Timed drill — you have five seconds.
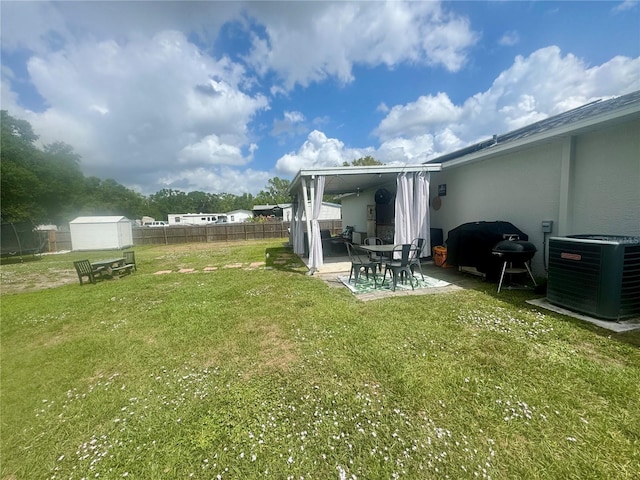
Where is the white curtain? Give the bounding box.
[293,194,305,255]
[394,171,431,257]
[308,176,325,272]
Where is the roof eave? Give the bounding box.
[438,102,640,169]
[289,164,441,194]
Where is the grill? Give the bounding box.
[492,240,537,293]
[445,221,529,280]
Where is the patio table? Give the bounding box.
[360,244,397,255]
[91,257,126,277]
[361,244,419,290]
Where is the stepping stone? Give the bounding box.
[154,270,173,275]
[203,266,218,271]
[178,268,196,273]
[273,260,287,265]
[223,263,243,269]
[249,262,265,268]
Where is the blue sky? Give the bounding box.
[2,1,639,196]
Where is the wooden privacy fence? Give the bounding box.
[44,220,343,251]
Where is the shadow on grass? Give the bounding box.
[265,246,308,275]
[0,254,44,266]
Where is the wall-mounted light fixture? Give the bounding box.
[356,188,361,197]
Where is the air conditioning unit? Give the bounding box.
[547,235,640,320]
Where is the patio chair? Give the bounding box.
[408,238,425,280]
[382,244,415,291]
[123,251,137,271]
[346,242,378,288]
[73,259,105,285]
[363,237,387,272]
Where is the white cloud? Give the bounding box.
[275,130,375,175]
[244,0,478,89]
[375,92,463,141]
[498,31,520,47]
[158,166,271,195]
[276,46,640,173]
[3,30,269,194]
[374,46,640,159]
[0,1,241,54]
[377,135,437,164]
[2,2,637,197]
[178,134,250,167]
[612,0,638,14]
[271,111,307,138]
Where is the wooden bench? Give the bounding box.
[73,260,106,285]
[110,264,133,276]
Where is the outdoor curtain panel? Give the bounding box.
[394,171,431,256]
[293,194,305,256]
[308,175,326,271]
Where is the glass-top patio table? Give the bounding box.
[360,244,420,290]
[360,244,398,254]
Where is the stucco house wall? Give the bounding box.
[570,119,640,235]
[341,190,375,233]
[429,117,640,275]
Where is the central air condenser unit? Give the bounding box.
[547,235,640,320]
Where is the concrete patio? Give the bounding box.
[304,255,484,301]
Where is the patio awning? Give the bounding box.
[289,164,441,196]
[289,164,441,274]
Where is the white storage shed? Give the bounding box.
[226,210,253,223]
[70,216,134,251]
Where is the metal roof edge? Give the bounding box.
[438,99,640,170]
[296,164,441,177]
[290,164,441,193]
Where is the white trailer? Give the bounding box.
[167,213,228,226]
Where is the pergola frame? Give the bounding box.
[289,164,441,273]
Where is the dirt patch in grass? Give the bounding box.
[575,340,628,368]
[256,322,299,373]
[224,319,300,376]
[0,268,78,295]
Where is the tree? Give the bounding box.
[255,177,291,205]
[39,142,85,224]
[76,178,146,220]
[1,111,45,222]
[343,155,384,166]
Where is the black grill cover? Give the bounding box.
[446,221,529,280]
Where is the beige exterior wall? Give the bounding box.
[341,181,397,235]
[570,120,640,236]
[429,117,640,275]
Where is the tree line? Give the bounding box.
[1,111,293,226]
[1,111,383,226]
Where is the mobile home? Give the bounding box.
[167,213,228,226]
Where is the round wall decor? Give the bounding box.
[374,188,391,204]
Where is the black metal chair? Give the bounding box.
[346,242,378,288]
[363,237,387,273]
[73,260,105,285]
[123,251,137,272]
[408,238,425,280]
[382,244,415,291]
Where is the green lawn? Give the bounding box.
[1,240,639,479]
